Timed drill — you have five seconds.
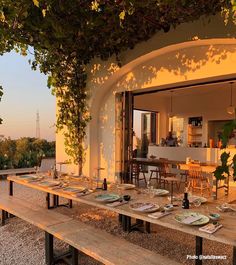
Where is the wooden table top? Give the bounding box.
[7,175,236,247]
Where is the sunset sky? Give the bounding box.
[0,51,55,141]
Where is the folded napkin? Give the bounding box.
[218,203,236,212]
[181,215,202,224]
[106,201,128,207]
[148,212,172,219]
[199,223,223,234]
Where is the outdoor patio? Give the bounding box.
[0,178,233,265]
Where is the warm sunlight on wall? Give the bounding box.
[57,13,236,178]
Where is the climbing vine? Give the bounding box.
[214,113,236,181]
[0,0,236,170]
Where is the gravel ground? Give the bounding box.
[0,179,233,265]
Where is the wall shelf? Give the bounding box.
[188,117,203,147]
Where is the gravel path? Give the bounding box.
[0,180,233,265]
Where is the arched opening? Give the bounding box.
[87,38,236,179]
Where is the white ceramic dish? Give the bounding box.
[153,189,169,196]
[95,194,120,203]
[189,196,207,204]
[129,202,160,213]
[117,184,136,190]
[175,212,209,226]
[38,180,61,187]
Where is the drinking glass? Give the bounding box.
[149,186,155,198]
[193,199,201,208]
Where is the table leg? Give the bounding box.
[1,210,6,226]
[53,195,57,208]
[171,181,174,204]
[46,193,50,209]
[233,246,236,265]
[9,180,13,196]
[145,222,151,233]
[69,199,73,208]
[118,214,123,224]
[195,236,202,265]
[70,245,79,265]
[122,215,127,231]
[126,216,131,231]
[122,215,131,232]
[56,195,59,206]
[45,232,54,265]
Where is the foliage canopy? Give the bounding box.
[0,0,236,169]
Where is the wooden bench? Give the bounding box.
[0,195,181,265]
[0,168,36,178]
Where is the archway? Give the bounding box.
[86,38,236,179]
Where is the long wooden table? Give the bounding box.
[7,175,236,265]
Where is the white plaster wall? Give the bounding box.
[56,13,236,179]
[96,43,236,179]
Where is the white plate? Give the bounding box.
[38,180,61,187]
[117,184,136,190]
[154,189,169,196]
[62,186,86,194]
[175,212,209,226]
[95,194,120,202]
[129,202,160,213]
[189,196,207,204]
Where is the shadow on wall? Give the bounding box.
[116,44,236,91]
[89,42,236,178]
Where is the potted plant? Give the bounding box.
[213,114,236,199]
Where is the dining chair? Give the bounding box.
[38,158,55,173]
[150,158,179,189]
[187,164,211,196]
[131,163,147,187]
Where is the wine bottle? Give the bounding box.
[102,178,107,190]
[182,192,189,209]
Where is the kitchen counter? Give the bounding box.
[148,146,236,164]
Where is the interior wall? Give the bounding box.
[134,86,236,146]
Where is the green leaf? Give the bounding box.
[32,0,40,7]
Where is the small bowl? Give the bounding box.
[164,204,174,212]
[123,195,131,201]
[209,213,220,221]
